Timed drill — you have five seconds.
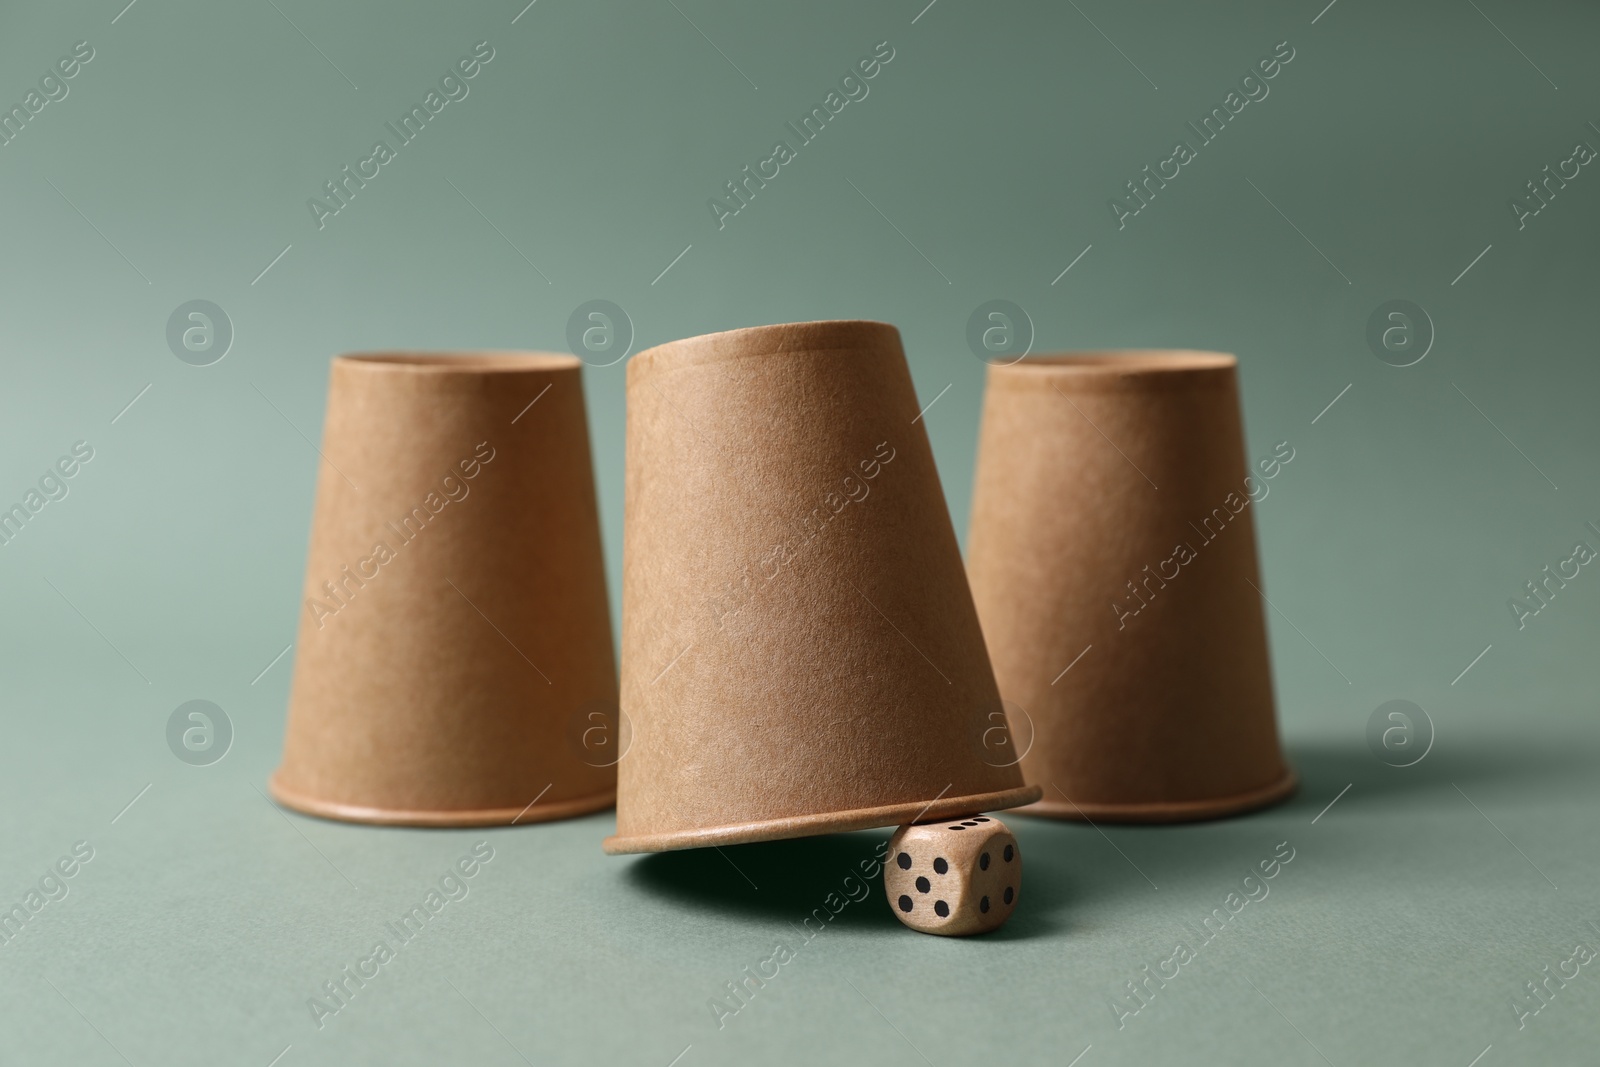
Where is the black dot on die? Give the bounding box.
[975,816,990,822]
[915,876,930,893]
[933,858,948,875]
[948,825,965,830]
[898,895,913,912]
[980,896,990,913]
[934,900,950,917]
[1004,886,1014,904]
[962,820,978,826]
[897,852,912,870]
[979,852,990,870]
[1003,844,1014,862]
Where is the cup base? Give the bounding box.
[268,774,616,827]
[1015,768,1296,824]
[603,784,1043,854]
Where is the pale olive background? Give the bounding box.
[2,0,1598,1064]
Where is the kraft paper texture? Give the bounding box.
[271,353,617,826]
[606,321,1039,853]
[967,353,1294,822]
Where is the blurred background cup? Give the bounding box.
[967,352,1295,822]
[604,320,1040,854]
[270,352,617,826]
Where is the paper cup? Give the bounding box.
[604,321,1040,853]
[967,352,1295,822]
[270,352,617,826]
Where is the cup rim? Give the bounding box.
[629,319,900,379]
[993,350,1236,374]
[336,351,581,373]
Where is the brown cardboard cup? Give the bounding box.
[604,321,1040,854]
[967,352,1295,822]
[270,352,618,826]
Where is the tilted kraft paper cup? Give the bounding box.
[604,321,1040,854]
[270,352,617,826]
[967,352,1295,823]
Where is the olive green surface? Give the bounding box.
[1,1,1597,1064]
